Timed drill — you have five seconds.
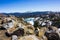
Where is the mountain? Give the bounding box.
[7,11,48,17]
[1,11,60,18]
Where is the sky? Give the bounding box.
[0,0,60,13]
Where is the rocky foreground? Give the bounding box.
[0,14,60,40]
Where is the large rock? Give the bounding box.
[12,35,18,40]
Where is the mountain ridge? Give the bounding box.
[0,11,60,17]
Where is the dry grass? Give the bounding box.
[0,30,11,40]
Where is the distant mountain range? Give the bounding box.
[1,11,60,17]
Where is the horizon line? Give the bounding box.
[0,11,60,13]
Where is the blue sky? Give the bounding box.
[0,0,60,13]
